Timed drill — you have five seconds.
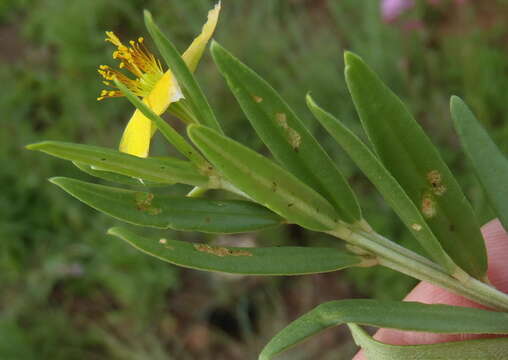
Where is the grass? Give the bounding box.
[1,0,508,358]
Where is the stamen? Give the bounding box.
[97,31,164,101]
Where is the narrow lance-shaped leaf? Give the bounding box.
[108,227,364,275]
[451,96,508,232]
[344,52,486,279]
[306,95,457,273]
[27,141,209,187]
[114,78,210,171]
[51,177,283,233]
[188,125,340,231]
[73,161,163,187]
[349,323,508,360]
[259,299,508,360]
[144,10,222,133]
[211,41,361,224]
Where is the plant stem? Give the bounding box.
[219,181,508,310]
[329,225,508,311]
[220,181,253,200]
[186,186,208,197]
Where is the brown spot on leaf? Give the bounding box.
[252,95,263,103]
[148,207,162,215]
[411,223,422,231]
[272,181,277,192]
[159,238,174,250]
[135,192,162,215]
[193,244,252,257]
[421,192,437,218]
[427,170,446,196]
[275,112,301,151]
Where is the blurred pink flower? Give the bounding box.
[381,0,414,22]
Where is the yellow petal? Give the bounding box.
[145,71,183,115]
[182,2,221,72]
[118,108,152,158]
[119,71,183,157]
[145,70,184,136]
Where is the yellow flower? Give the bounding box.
[98,2,221,158]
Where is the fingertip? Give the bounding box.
[352,348,366,360]
[483,219,508,292]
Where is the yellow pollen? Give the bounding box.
[97,31,164,101]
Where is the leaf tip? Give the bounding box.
[107,227,122,237]
[187,123,205,143]
[305,93,320,115]
[305,92,314,105]
[210,39,221,52]
[143,9,153,23]
[26,141,49,151]
[210,39,228,65]
[186,123,200,135]
[450,95,464,110]
[450,96,472,126]
[343,51,362,68]
[48,176,66,187]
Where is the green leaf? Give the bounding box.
[108,227,363,275]
[451,96,508,232]
[113,78,210,171]
[188,125,340,231]
[306,95,457,273]
[344,51,486,279]
[27,141,209,187]
[51,177,283,233]
[349,323,508,360]
[143,10,222,133]
[211,41,361,224]
[73,161,162,187]
[259,299,508,360]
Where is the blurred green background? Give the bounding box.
[2,0,507,358]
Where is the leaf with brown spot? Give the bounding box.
[50,177,283,234]
[344,52,486,278]
[211,41,361,224]
[188,125,339,231]
[307,95,457,274]
[109,227,363,275]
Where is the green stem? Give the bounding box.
[329,225,508,311]
[186,186,208,197]
[215,180,508,310]
[220,181,253,201]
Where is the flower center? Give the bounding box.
[97,31,164,101]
